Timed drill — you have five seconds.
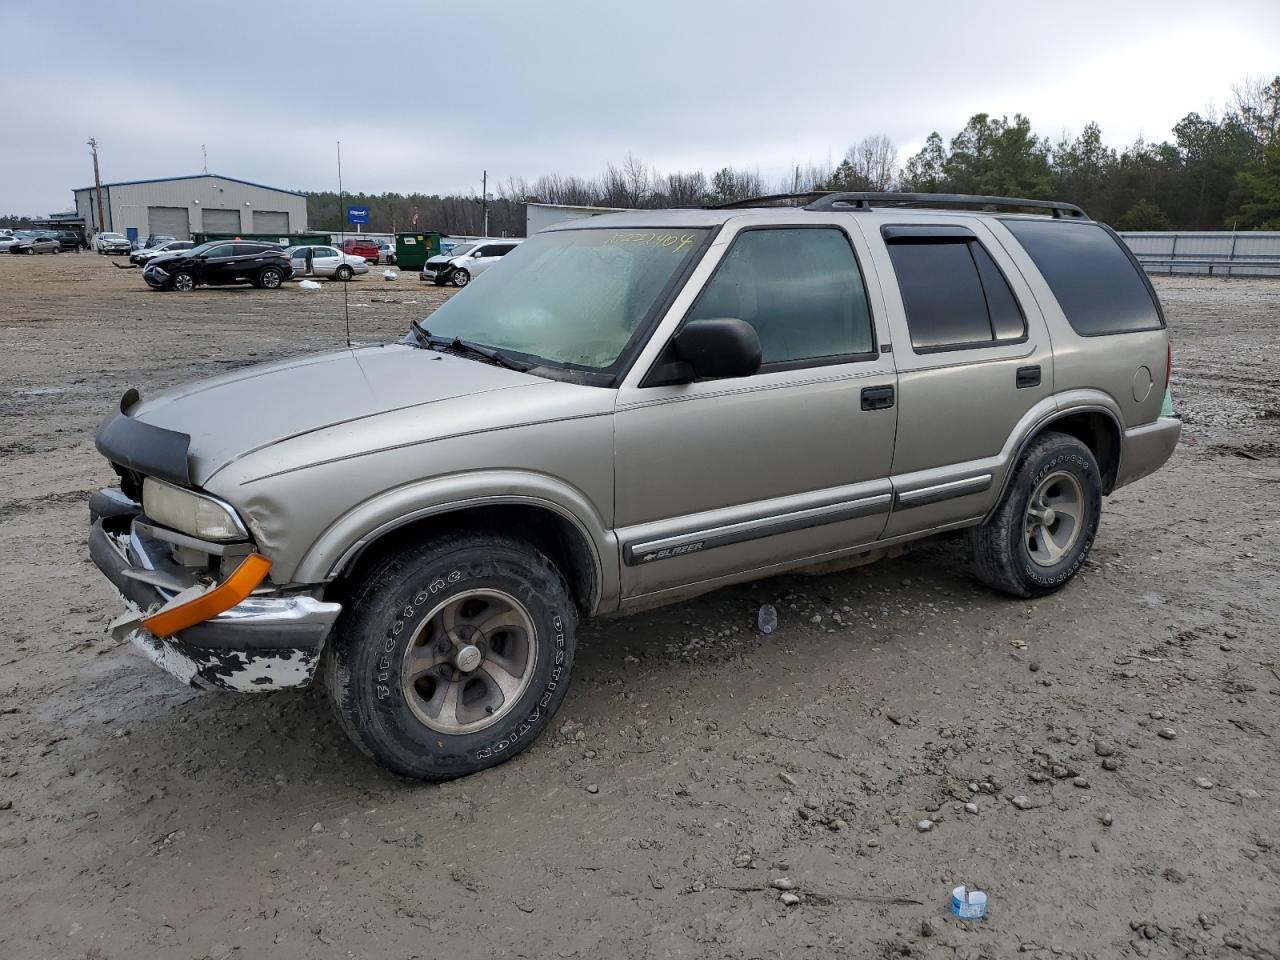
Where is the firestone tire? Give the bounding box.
[325,532,577,781]
[967,431,1101,598]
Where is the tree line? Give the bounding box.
[302,75,1278,237]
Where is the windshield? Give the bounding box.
[414,227,708,372]
[102,233,124,240]
[444,243,475,257]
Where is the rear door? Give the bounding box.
[312,246,343,276]
[855,217,1053,538]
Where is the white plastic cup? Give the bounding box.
[951,885,988,920]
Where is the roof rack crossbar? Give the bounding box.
[709,191,1088,220]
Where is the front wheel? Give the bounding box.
[450,268,470,287]
[325,533,577,780]
[25,248,35,255]
[170,271,196,292]
[258,267,284,289]
[967,431,1101,598]
[335,264,353,281]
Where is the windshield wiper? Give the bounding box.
[408,320,529,372]
[445,337,530,372]
[409,318,432,348]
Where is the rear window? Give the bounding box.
[1001,219,1163,336]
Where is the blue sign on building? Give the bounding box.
[347,205,370,225]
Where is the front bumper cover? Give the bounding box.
[89,490,341,692]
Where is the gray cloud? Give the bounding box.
[2,0,1277,213]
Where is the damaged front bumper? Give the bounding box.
[88,489,341,692]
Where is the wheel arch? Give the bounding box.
[326,500,604,617]
[295,473,616,615]
[985,396,1123,521]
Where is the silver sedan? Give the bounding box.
[284,245,370,281]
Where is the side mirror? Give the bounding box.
[649,317,762,385]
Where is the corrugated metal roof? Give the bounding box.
[72,174,307,197]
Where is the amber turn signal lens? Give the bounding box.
[142,554,273,638]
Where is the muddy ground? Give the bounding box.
[0,253,1277,960]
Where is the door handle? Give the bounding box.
[1016,365,1042,389]
[861,385,895,411]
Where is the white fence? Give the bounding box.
[1119,231,1280,278]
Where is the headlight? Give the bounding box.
[142,478,247,542]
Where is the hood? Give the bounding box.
[103,343,549,485]
[426,254,457,264]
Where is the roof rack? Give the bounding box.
[711,191,1089,220]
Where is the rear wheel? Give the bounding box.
[450,268,470,287]
[335,264,353,281]
[325,532,577,780]
[171,271,195,292]
[258,267,284,289]
[968,431,1101,597]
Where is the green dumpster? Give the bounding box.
[191,232,332,247]
[394,232,441,271]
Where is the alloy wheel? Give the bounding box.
[400,588,537,734]
[1023,470,1084,566]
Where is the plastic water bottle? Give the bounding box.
[951,885,988,920]
[757,604,778,635]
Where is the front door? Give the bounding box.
[613,221,899,602]
[197,243,238,283]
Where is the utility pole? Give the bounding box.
[88,138,105,235]
[482,169,489,237]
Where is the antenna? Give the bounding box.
[201,144,208,174]
[337,140,351,348]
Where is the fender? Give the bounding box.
[982,389,1123,521]
[292,469,617,613]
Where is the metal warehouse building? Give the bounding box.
[73,174,307,243]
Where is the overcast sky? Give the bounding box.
[2,1,1278,214]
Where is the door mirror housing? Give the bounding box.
[648,317,762,386]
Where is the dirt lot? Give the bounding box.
[1,253,1277,960]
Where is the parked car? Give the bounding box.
[0,234,21,253]
[95,232,132,255]
[89,191,1179,781]
[142,241,291,291]
[340,237,381,264]
[283,245,369,280]
[52,231,84,252]
[130,240,195,266]
[377,242,397,265]
[9,231,61,255]
[420,239,522,286]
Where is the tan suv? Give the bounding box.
[89,191,1179,780]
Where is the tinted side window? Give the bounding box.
[205,244,235,258]
[1001,219,1162,335]
[886,236,1026,351]
[688,228,875,365]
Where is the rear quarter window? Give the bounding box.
[1001,219,1163,336]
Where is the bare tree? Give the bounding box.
[1232,74,1280,150]
[848,135,899,190]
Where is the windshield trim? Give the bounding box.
[411,224,720,388]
